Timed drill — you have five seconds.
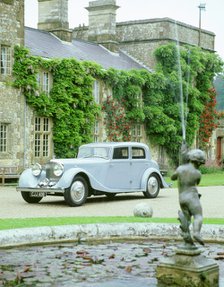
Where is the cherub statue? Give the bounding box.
[171,149,206,247]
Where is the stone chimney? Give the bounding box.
[38,0,72,42]
[86,0,119,52]
[0,0,24,46]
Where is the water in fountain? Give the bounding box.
[174,21,190,145]
[0,240,223,286]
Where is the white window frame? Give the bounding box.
[34,117,51,158]
[136,93,143,108]
[43,72,50,94]
[0,45,11,76]
[37,71,51,95]
[93,121,100,142]
[0,123,8,152]
[93,80,100,104]
[131,124,142,142]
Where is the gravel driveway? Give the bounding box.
[1,185,224,218]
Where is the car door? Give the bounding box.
[130,146,148,189]
[105,146,131,190]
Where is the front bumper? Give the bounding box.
[16,187,65,194]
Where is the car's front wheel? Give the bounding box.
[143,173,160,198]
[21,192,43,203]
[64,176,89,207]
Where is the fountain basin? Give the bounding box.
[0,223,224,286]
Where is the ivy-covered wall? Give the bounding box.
[13,46,101,158]
[13,43,223,166]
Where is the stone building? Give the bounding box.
[73,0,215,67]
[0,0,26,171]
[0,0,147,172]
[0,0,217,173]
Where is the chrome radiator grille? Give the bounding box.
[45,162,58,180]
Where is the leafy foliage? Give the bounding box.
[13,46,100,157]
[198,88,219,150]
[103,44,223,165]
[102,95,131,141]
[13,44,223,164]
[153,44,223,164]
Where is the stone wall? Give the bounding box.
[73,26,88,41]
[116,18,214,49]
[86,0,119,52]
[0,0,33,169]
[0,0,24,46]
[116,18,215,68]
[73,17,215,69]
[38,0,69,30]
[37,0,72,42]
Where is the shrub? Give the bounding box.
[199,160,223,174]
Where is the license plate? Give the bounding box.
[30,192,46,197]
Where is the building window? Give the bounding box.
[136,94,142,108]
[0,45,11,76]
[93,121,99,142]
[43,72,50,94]
[93,80,100,104]
[131,124,142,142]
[36,73,40,86]
[34,117,51,157]
[0,123,8,152]
[37,71,51,95]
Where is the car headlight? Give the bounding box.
[53,162,64,177]
[32,163,42,177]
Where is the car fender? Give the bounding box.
[54,168,85,189]
[141,168,168,190]
[54,168,108,191]
[18,168,46,188]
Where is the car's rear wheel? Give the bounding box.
[64,176,88,207]
[143,173,160,198]
[21,192,43,203]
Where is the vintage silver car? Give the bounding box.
[17,142,168,206]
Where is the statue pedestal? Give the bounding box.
[156,246,219,287]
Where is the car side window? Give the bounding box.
[113,147,129,159]
[132,147,145,159]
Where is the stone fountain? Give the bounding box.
[156,147,219,287]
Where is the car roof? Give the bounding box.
[80,142,148,149]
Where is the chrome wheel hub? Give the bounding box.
[147,176,158,196]
[70,181,85,203]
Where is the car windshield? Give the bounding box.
[77,146,110,159]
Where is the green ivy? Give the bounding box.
[102,44,223,164]
[13,44,223,165]
[153,44,223,164]
[13,46,100,157]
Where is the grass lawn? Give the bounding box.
[0,216,224,231]
[199,172,224,186]
[165,171,224,188]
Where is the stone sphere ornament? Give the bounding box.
[133,202,153,218]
